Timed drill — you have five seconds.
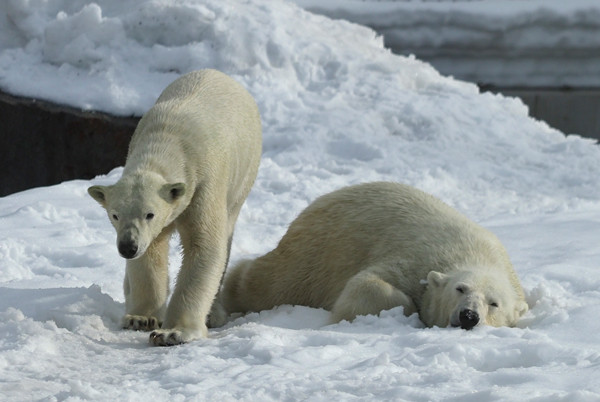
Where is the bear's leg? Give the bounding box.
[122,224,174,331]
[330,269,416,323]
[149,205,229,346]
[206,234,233,329]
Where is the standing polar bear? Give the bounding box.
[88,69,262,346]
[221,182,528,329]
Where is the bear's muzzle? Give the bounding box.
[118,240,139,259]
[459,309,479,330]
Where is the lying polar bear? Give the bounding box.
[88,69,262,346]
[220,182,528,329]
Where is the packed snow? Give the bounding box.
[1,0,600,400]
[293,0,600,87]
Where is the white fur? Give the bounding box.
[221,182,528,329]
[89,69,262,345]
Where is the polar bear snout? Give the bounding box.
[117,227,143,259]
[458,309,479,330]
[118,239,139,259]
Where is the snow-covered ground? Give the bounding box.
[1,0,600,400]
[293,0,600,87]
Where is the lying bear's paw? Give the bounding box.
[207,300,228,328]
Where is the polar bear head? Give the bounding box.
[88,172,186,259]
[422,267,528,330]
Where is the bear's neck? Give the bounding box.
[124,135,192,186]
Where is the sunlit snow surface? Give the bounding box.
[1,1,600,400]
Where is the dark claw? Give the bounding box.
[148,330,184,346]
[149,331,168,346]
[167,333,179,346]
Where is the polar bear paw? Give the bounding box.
[207,300,228,328]
[122,314,162,331]
[149,329,184,346]
[148,326,207,347]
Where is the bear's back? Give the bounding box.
[136,69,260,143]
[274,182,516,305]
[124,69,262,185]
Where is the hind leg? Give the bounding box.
[331,269,416,323]
[207,235,233,329]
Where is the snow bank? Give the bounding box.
[293,0,600,87]
[0,0,390,116]
[1,0,600,400]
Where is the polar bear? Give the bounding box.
[221,182,528,329]
[88,69,262,346]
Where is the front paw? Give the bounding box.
[122,314,162,331]
[149,329,186,346]
[148,326,207,347]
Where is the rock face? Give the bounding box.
[0,91,140,196]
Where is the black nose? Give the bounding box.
[118,241,138,259]
[459,309,479,330]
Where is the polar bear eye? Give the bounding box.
[145,213,154,221]
[112,214,119,221]
[490,302,499,308]
[456,286,465,294]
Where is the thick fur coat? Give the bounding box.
[221,182,527,329]
[89,69,262,345]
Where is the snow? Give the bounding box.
[1,0,600,400]
[292,0,600,87]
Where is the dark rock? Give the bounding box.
[0,91,140,196]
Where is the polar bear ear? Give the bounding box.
[427,271,449,289]
[88,185,109,207]
[160,183,186,202]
